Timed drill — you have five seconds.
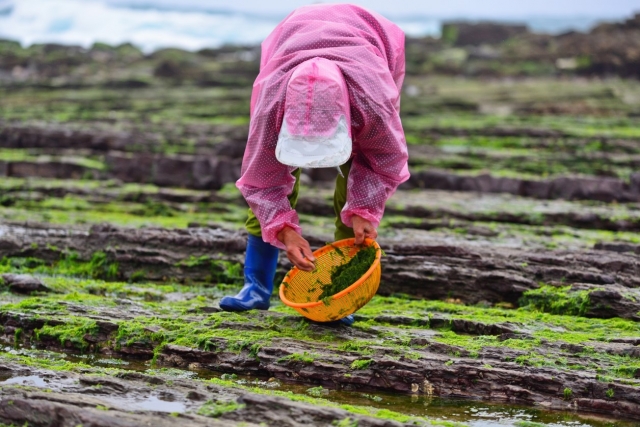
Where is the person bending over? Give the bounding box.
[219,4,410,325]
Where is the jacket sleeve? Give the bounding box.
[236,112,301,250]
[341,36,409,231]
[340,31,409,230]
[340,106,409,229]
[391,44,406,110]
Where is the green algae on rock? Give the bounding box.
[6,279,640,420]
[3,32,640,427]
[197,400,245,418]
[519,284,593,316]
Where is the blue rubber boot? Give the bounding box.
[219,234,279,311]
[318,314,355,327]
[338,314,355,326]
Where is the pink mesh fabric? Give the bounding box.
[284,57,351,138]
[236,4,410,249]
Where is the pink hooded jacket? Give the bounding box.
[236,4,410,249]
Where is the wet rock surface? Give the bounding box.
[2,302,640,422]
[2,28,640,427]
[405,170,640,203]
[3,118,640,200]
[0,361,406,427]
[2,220,640,318]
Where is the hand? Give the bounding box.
[352,215,378,245]
[277,227,316,272]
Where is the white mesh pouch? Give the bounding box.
[276,115,352,168]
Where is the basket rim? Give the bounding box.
[279,237,381,309]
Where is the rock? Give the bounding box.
[408,169,458,190]
[105,152,242,190]
[466,225,499,237]
[510,14,640,78]
[459,173,494,192]
[1,221,640,319]
[105,152,154,183]
[153,155,196,187]
[441,22,529,46]
[1,274,50,294]
[8,161,93,180]
[610,337,640,346]
[0,236,20,252]
[493,177,522,194]
[586,286,640,321]
[549,176,625,202]
[474,272,538,303]
[205,157,242,190]
[0,223,248,284]
[235,394,406,427]
[0,359,414,427]
[0,395,231,427]
[594,242,640,253]
[389,244,481,259]
[306,167,340,182]
[520,180,552,199]
[630,172,640,195]
[405,170,639,203]
[210,139,247,159]
[296,197,335,216]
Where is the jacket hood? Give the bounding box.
[284,57,351,138]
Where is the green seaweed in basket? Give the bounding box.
[317,245,377,301]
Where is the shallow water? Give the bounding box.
[0,371,186,413]
[1,347,634,426]
[227,377,630,427]
[1,375,49,387]
[101,394,187,413]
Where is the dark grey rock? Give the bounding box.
[1,274,50,294]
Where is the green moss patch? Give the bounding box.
[197,399,244,418]
[519,285,594,316]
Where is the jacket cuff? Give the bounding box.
[341,209,381,229]
[261,211,302,250]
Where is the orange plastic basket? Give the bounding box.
[279,238,382,322]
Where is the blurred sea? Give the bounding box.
[0,0,622,52]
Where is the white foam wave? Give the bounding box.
[0,0,279,52]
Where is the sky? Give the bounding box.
[0,0,638,52]
[107,0,640,19]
